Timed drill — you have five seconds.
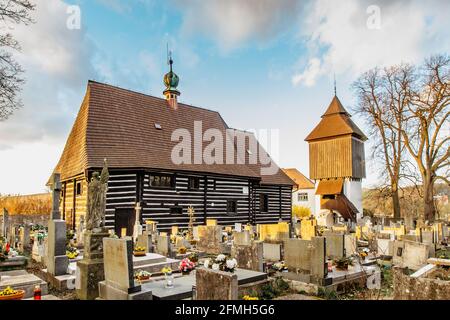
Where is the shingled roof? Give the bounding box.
[282,168,315,190]
[305,96,367,142]
[51,81,293,186]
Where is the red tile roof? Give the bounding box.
[51,81,294,186]
[282,168,315,190]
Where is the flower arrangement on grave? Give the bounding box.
[170,233,176,244]
[135,270,152,281]
[179,258,195,274]
[178,246,187,254]
[31,224,46,232]
[161,267,174,288]
[133,246,146,257]
[161,267,172,275]
[188,252,199,263]
[271,261,288,272]
[204,254,238,273]
[66,246,79,259]
[0,287,25,300]
[242,295,259,300]
[359,248,370,260]
[334,257,354,270]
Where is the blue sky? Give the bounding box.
[0,0,449,194]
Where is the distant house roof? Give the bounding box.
[50,81,294,186]
[282,168,315,190]
[305,96,367,142]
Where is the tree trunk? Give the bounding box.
[423,178,436,222]
[392,187,401,220]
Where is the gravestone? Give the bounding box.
[420,230,434,245]
[309,237,327,284]
[136,232,153,253]
[19,224,31,253]
[344,234,357,257]
[197,225,223,254]
[324,233,345,259]
[377,238,394,257]
[98,238,152,300]
[231,241,263,272]
[234,223,242,232]
[300,219,316,240]
[393,240,431,270]
[32,233,45,263]
[1,208,8,238]
[47,220,69,276]
[284,238,312,272]
[233,231,251,246]
[155,234,170,256]
[195,267,238,300]
[263,242,282,262]
[47,173,69,276]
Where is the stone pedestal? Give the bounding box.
[47,220,69,276]
[76,229,109,300]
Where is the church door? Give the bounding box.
[114,208,135,237]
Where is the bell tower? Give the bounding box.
[305,95,367,224]
[163,52,180,109]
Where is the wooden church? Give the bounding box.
[49,59,294,234]
[305,95,367,223]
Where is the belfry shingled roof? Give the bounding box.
[50,81,294,186]
[305,96,367,142]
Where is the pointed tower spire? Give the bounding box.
[163,47,180,109]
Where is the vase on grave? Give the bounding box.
[164,272,174,289]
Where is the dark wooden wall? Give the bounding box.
[96,170,292,233]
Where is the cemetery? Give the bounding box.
[0,17,448,303]
[1,181,449,301]
[0,85,449,301]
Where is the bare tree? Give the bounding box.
[354,55,450,222]
[0,0,35,120]
[353,65,412,219]
[400,55,450,222]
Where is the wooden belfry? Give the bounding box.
[305,95,367,221]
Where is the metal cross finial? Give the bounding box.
[167,43,173,71]
[334,73,337,96]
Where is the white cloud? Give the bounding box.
[292,0,450,86]
[174,0,301,51]
[0,0,97,147]
[292,58,322,87]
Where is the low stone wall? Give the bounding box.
[393,267,450,300]
[5,213,49,227]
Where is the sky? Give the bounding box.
[0,0,449,195]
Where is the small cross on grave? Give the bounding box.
[133,202,143,242]
[51,173,62,220]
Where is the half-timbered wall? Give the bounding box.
[86,169,291,233]
[253,185,291,224]
[104,172,137,230]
